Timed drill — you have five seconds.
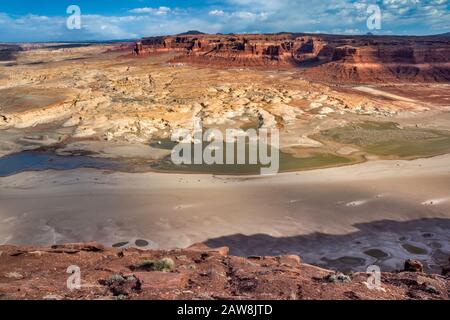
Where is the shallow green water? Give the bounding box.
[0,150,123,177]
[319,121,450,158]
[366,135,450,158]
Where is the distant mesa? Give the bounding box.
[177,30,206,36]
[133,32,450,83]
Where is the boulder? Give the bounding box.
[99,274,141,296]
[278,255,301,267]
[404,259,423,273]
[327,273,352,284]
[187,243,229,256]
[133,272,188,291]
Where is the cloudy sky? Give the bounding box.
[0,0,448,42]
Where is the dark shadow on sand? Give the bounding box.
[205,218,450,273]
[0,44,22,61]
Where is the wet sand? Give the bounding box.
[0,154,449,272]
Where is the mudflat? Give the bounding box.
[1,154,449,273]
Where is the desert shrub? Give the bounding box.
[131,258,174,272]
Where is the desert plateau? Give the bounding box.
[0,1,449,303]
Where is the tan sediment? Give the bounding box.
[0,155,449,262]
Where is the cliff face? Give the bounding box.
[136,33,450,83]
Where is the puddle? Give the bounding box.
[320,256,366,273]
[401,243,428,255]
[364,249,389,259]
[150,139,353,175]
[150,139,178,150]
[0,150,124,177]
[112,241,129,248]
[0,145,354,176]
[135,239,149,247]
[336,256,366,266]
[317,121,450,159]
[112,238,153,249]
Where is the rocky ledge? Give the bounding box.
[135,33,450,83]
[0,243,448,300]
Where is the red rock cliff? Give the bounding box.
[136,33,450,83]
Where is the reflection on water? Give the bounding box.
[0,147,354,176]
[0,150,123,177]
[150,139,354,175]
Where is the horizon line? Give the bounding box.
[1,30,449,44]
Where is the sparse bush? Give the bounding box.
[131,257,174,272]
[327,273,352,284]
[104,274,125,286]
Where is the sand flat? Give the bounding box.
[0,154,449,271]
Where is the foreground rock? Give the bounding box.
[0,244,448,300]
[404,259,424,273]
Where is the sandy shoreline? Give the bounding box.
[0,155,449,272]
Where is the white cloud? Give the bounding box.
[220,0,449,35]
[0,0,448,41]
[209,10,225,16]
[129,7,171,15]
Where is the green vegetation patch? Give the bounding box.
[318,121,450,158]
[130,258,174,272]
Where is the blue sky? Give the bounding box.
[0,0,448,41]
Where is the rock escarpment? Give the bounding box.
[136,33,450,83]
[0,243,449,300]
